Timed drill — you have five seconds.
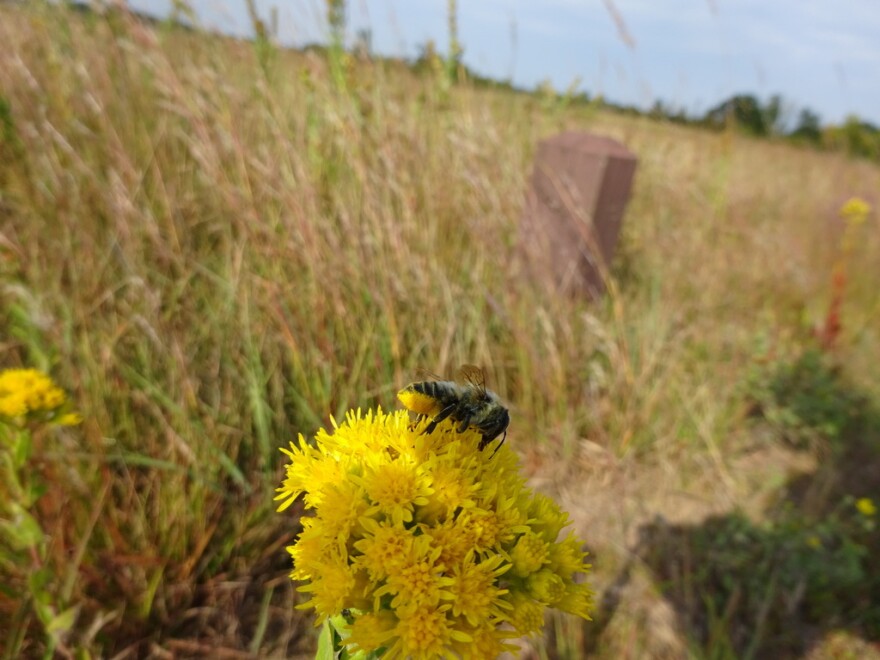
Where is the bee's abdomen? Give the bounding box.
[397,382,447,416]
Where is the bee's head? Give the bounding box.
[479,408,510,454]
[482,406,510,442]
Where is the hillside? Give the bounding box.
[1,3,878,657]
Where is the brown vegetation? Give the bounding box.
[1,3,878,657]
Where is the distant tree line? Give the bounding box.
[699,93,880,160]
[608,93,879,162]
[542,89,880,162]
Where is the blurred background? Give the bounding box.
[0,0,878,657]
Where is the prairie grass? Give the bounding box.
[0,3,878,657]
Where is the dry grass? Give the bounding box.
[1,3,878,658]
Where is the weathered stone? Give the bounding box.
[521,132,637,297]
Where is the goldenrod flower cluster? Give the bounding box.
[276,408,592,659]
[0,369,80,426]
[839,196,871,225]
[856,497,877,517]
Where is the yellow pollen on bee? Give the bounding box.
[397,388,442,416]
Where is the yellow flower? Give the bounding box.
[454,625,518,659]
[276,407,594,656]
[416,456,479,523]
[0,392,27,418]
[346,610,397,654]
[549,531,592,580]
[447,551,510,626]
[840,196,871,225]
[420,516,476,569]
[505,591,545,635]
[276,435,348,511]
[0,369,74,423]
[353,519,413,581]
[56,412,83,426]
[373,534,453,614]
[314,479,369,545]
[359,454,433,526]
[295,552,357,624]
[459,507,504,554]
[528,492,571,541]
[557,581,594,620]
[527,568,567,605]
[510,531,550,577]
[390,604,471,658]
[856,497,877,517]
[287,517,329,580]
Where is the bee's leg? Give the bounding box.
[456,416,471,434]
[423,405,455,435]
[408,414,426,431]
[488,431,507,458]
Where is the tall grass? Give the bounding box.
[0,2,878,656]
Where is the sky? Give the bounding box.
[125,0,880,126]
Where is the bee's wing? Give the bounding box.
[414,367,445,382]
[457,364,487,393]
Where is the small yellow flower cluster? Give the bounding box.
[839,196,871,225]
[855,497,876,517]
[0,368,80,425]
[276,408,592,659]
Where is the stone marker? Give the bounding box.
[521,132,637,297]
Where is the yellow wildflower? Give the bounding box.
[0,368,75,423]
[295,551,357,624]
[373,534,453,614]
[528,492,572,541]
[505,591,546,635]
[460,507,505,554]
[276,407,593,657]
[557,581,594,619]
[56,412,83,426]
[510,531,550,577]
[454,624,518,659]
[549,531,591,580]
[527,568,567,605]
[313,479,369,545]
[856,497,877,517]
[353,519,413,581]
[447,551,510,626]
[346,610,397,654]
[417,455,479,523]
[420,515,479,569]
[359,454,433,526]
[391,604,470,658]
[840,196,871,225]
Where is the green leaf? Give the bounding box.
[12,429,32,467]
[0,505,44,550]
[47,604,80,636]
[328,613,378,660]
[28,566,54,596]
[316,619,337,660]
[329,613,352,641]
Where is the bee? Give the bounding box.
[397,365,510,455]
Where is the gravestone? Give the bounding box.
[521,132,637,297]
